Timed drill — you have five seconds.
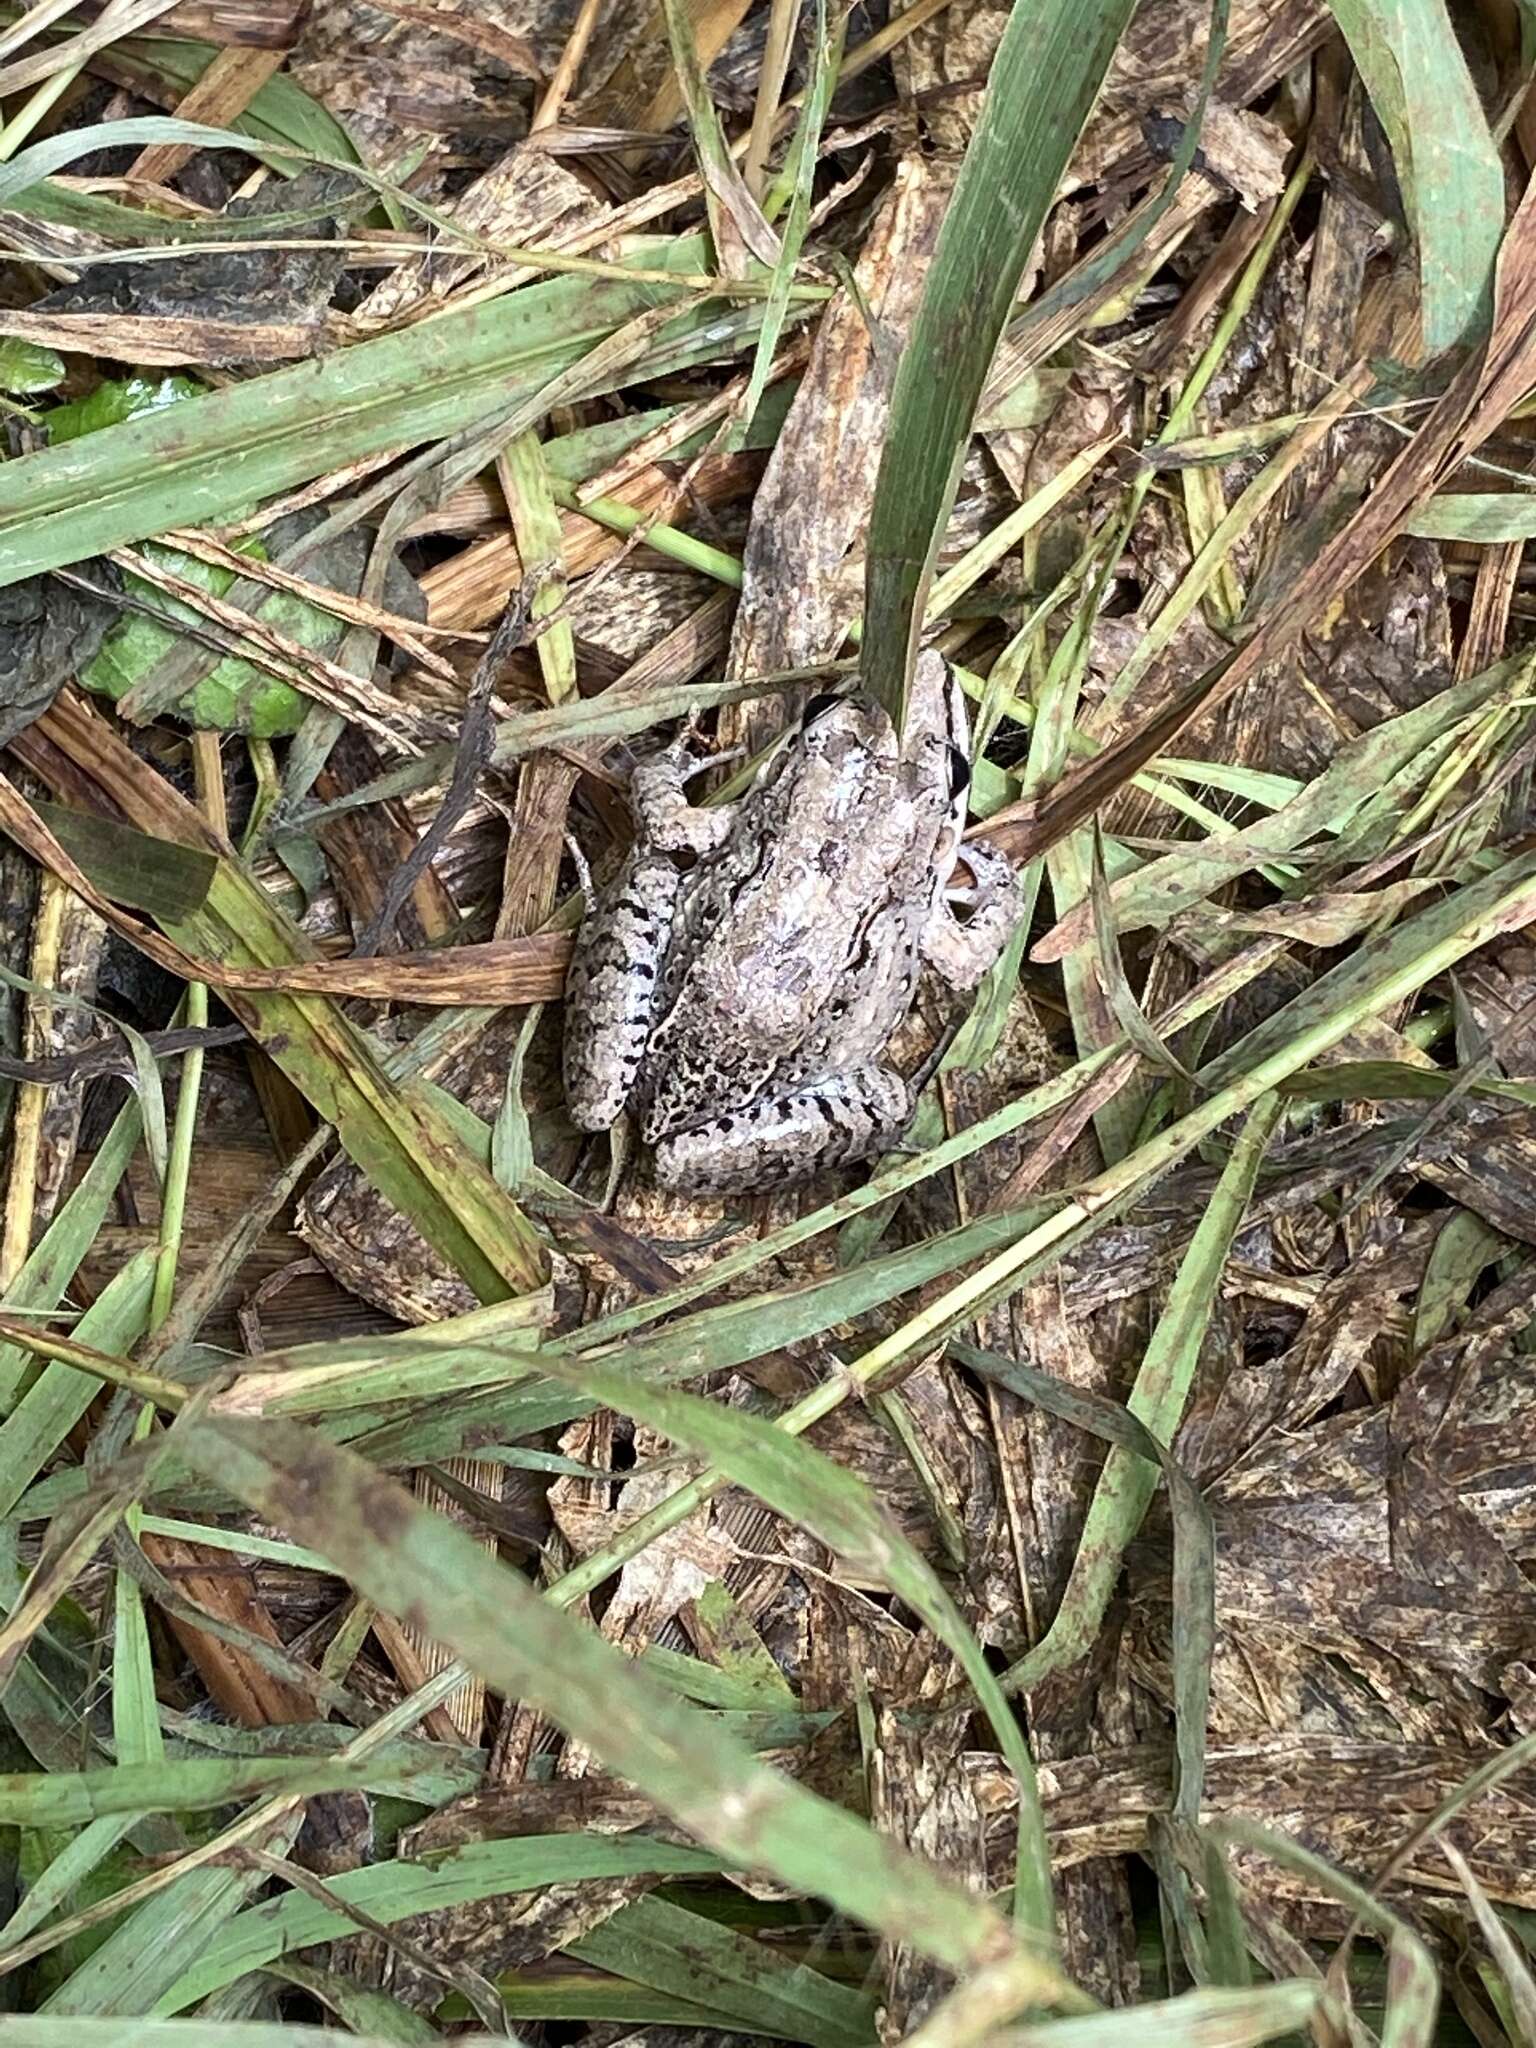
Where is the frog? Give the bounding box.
[562,648,1021,1196]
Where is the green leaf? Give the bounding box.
[0,1249,156,1523]
[0,339,63,394]
[31,807,216,923]
[0,2024,453,2047]
[79,542,314,738]
[0,1101,142,1410]
[112,38,361,161]
[0,1752,481,1828]
[46,377,201,445]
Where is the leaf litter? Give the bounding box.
[0,0,1533,2041]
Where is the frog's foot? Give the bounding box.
[922,838,1022,991]
[631,738,741,855]
[563,845,682,1132]
[652,1064,913,1196]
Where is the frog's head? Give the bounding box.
[797,688,899,761]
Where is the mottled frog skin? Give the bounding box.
[562,651,1020,1195]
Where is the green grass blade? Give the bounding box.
[0,1249,156,1520]
[0,242,713,583]
[155,1836,726,2012]
[568,1895,877,2048]
[1407,491,1536,540]
[0,1098,141,1409]
[1326,0,1503,352]
[860,0,1137,713]
[38,1809,306,2014]
[0,2023,465,2045]
[110,37,361,158]
[0,1752,486,1826]
[1033,652,1526,961]
[994,1981,1322,2045]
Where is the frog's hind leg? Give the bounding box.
[653,1064,913,1196]
[631,738,741,855]
[562,845,682,1132]
[921,838,1022,991]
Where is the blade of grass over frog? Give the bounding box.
[978,1103,1278,1723]
[0,240,717,585]
[570,1896,876,2048]
[861,0,1139,716]
[173,1411,1069,1993]
[278,667,821,833]
[524,1351,1057,1945]
[1208,1821,1438,2047]
[0,1248,157,1520]
[1327,0,1501,353]
[1032,652,1528,960]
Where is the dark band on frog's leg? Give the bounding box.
[562,847,682,1131]
[652,1064,914,1195]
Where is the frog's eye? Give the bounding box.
[947,744,971,800]
[802,692,843,726]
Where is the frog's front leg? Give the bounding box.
[921,838,1022,991]
[653,1064,914,1195]
[562,843,682,1132]
[630,737,740,855]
